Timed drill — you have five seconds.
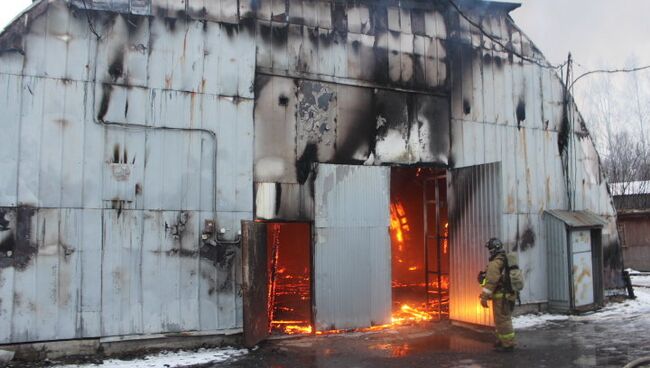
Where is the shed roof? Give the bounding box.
[545,210,608,228]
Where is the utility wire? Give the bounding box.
[446,0,650,91]
[570,65,650,89]
[80,0,101,40]
[445,0,566,70]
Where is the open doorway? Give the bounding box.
[266,222,312,335]
[391,167,449,321]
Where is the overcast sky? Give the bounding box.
[511,0,650,70]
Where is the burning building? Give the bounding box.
[0,0,623,351]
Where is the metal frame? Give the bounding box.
[423,174,449,318]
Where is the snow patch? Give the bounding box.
[514,275,650,329]
[513,313,568,329]
[56,348,248,368]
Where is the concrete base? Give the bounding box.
[0,332,242,362]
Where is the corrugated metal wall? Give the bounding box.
[449,163,501,326]
[0,1,255,343]
[0,0,625,344]
[544,214,570,312]
[313,164,391,330]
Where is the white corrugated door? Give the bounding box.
[313,164,391,331]
[448,163,502,326]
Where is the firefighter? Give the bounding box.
[478,238,516,352]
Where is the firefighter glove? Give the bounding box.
[477,271,487,285]
[479,294,489,308]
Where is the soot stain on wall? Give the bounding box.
[296,143,318,185]
[516,99,526,128]
[0,207,38,271]
[514,228,535,252]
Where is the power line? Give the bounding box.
[445,0,566,70]
[446,0,650,89]
[570,65,650,89]
[80,0,101,40]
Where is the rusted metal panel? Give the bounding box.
[449,163,501,326]
[313,164,391,330]
[241,220,269,347]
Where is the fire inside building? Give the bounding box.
[0,0,623,351]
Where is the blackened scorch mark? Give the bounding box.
[296,143,318,185]
[275,183,282,215]
[516,99,526,128]
[0,210,9,231]
[517,228,535,251]
[113,144,120,163]
[98,84,113,122]
[332,2,347,33]
[483,53,493,65]
[463,99,471,115]
[0,207,37,271]
[108,53,124,82]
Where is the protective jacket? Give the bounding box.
[480,252,516,349]
[481,253,507,298]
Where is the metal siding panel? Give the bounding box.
[40,79,66,208]
[256,21,273,69]
[271,22,290,72]
[332,28,348,78]
[218,24,241,97]
[79,209,103,337]
[56,208,84,339]
[545,214,570,310]
[17,77,44,206]
[449,163,501,326]
[202,22,222,96]
[82,84,105,209]
[101,210,144,337]
[235,100,255,212]
[8,210,39,342]
[43,3,70,80]
[314,164,391,330]
[237,33,256,99]
[317,28,335,77]
[60,81,86,208]
[0,75,21,206]
[141,210,201,334]
[0,267,15,343]
[253,76,298,183]
[315,165,390,229]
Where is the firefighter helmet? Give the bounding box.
[485,237,504,257]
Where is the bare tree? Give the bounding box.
[602,131,650,195]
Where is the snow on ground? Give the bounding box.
[514,274,650,329]
[56,347,248,368]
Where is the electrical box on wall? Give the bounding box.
[544,210,606,313]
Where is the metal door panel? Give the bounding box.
[449,163,502,326]
[313,164,391,331]
[242,220,269,347]
[571,230,594,307]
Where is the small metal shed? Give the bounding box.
[544,210,606,313]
